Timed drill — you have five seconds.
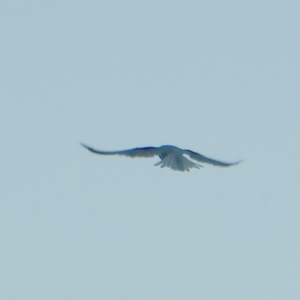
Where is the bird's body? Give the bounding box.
[81,143,241,172]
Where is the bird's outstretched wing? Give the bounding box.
[184,149,242,167]
[81,143,160,158]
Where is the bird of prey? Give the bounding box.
[81,143,241,172]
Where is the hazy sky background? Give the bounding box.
[1,1,300,299]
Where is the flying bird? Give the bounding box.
[81,143,242,172]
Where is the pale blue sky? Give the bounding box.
[1,1,300,299]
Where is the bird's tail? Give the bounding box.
[154,154,203,172]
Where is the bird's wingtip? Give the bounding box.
[80,142,91,150]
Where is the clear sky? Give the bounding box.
[1,1,300,299]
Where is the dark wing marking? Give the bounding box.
[81,143,160,158]
[184,149,242,167]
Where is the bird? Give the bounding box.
[81,143,242,172]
